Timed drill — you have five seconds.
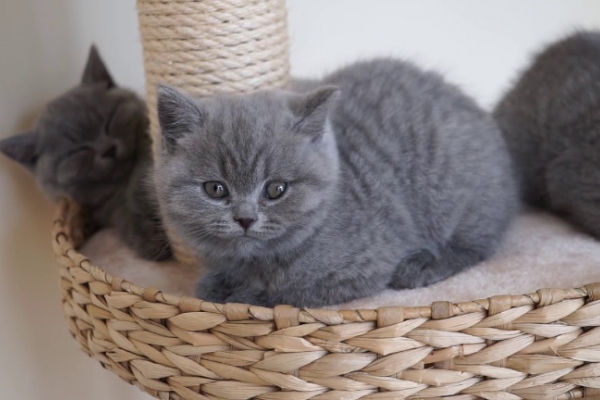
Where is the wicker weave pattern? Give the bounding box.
[54,199,600,399]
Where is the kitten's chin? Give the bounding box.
[231,234,275,255]
[198,236,268,260]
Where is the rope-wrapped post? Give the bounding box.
[137,0,291,263]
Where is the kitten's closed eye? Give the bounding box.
[104,102,122,135]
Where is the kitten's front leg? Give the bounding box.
[195,270,236,303]
[224,290,269,306]
[262,273,389,308]
[200,263,389,308]
[389,245,487,290]
[197,274,269,306]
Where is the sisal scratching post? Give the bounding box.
[136,0,290,263]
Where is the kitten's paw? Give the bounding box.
[225,291,270,307]
[388,249,444,289]
[389,245,481,289]
[195,274,233,303]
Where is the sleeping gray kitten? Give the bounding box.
[156,58,518,307]
[0,46,172,261]
[494,31,600,238]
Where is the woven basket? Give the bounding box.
[54,197,600,399]
[52,0,600,398]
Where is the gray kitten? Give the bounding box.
[0,46,172,261]
[494,31,600,238]
[156,58,518,307]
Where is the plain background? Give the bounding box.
[1,1,599,399]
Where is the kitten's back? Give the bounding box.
[494,31,600,199]
[322,59,516,245]
[494,30,600,236]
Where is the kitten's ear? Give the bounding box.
[0,131,39,171]
[81,45,116,88]
[290,86,339,141]
[157,85,204,153]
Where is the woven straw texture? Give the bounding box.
[137,0,290,265]
[54,197,600,399]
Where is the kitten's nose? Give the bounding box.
[235,218,255,231]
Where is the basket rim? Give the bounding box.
[53,197,600,324]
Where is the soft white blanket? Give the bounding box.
[81,210,600,309]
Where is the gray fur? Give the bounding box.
[0,46,172,261]
[156,58,518,307]
[494,30,600,238]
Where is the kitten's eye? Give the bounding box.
[204,181,229,199]
[265,181,287,200]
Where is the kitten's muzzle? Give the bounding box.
[235,218,256,231]
[101,145,117,159]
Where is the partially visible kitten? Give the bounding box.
[156,58,518,307]
[494,30,600,238]
[0,46,172,261]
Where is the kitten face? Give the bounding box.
[0,46,148,205]
[34,85,146,198]
[156,87,340,259]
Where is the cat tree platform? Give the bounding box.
[51,0,600,399]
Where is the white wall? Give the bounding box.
[0,1,598,399]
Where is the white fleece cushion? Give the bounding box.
[80,210,600,309]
